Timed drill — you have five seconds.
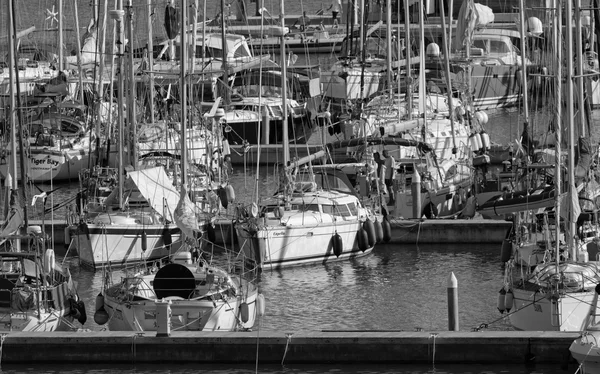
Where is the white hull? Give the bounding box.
[0,310,72,332]
[0,147,90,182]
[238,219,373,269]
[509,286,598,331]
[104,288,257,332]
[321,68,383,100]
[72,217,182,270]
[570,329,600,374]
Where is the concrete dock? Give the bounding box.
[0,331,579,364]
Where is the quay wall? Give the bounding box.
[0,331,578,365]
[388,218,512,244]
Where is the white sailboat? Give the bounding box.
[0,0,84,332]
[501,0,600,331]
[71,3,182,270]
[235,1,376,270]
[98,0,261,332]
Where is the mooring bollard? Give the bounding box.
[155,299,172,337]
[447,272,459,331]
[411,170,421,219]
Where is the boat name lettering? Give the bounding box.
[30,158,60,167]
[273,232,286,236]
[11,312,27,320]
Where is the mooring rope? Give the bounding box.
[0,333,7,368]
[281,333,294,366]
[429,333,439,368]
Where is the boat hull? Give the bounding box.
[103,285,258,332]
[237,219,373,269]
[570,332,600,374]
[0,147,90,182]
[509,286,598,331]
[71,219,182,270]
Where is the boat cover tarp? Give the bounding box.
[576,136,592,182]
[174,186,200,239]
[128,167,179,222]
[454,1,495,50]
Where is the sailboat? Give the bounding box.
[234,1,377,270]
[498,0,600,331]
[98,0,261,332]
[71,3,183,270]
[0,0,84,332]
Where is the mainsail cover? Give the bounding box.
[174,186,200,238]
[128,167,179,223]
[454,1,495,50]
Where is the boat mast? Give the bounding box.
[127,0,137,169]
[221,0,230,107]
[385,0,392,95]
[565,0,577,260]
[279,0,289,165]
[9,0,28,230]
[518,0,530,139]
[180,0,188,187]
[73,0,85,105]
[58,0,64,71]
[7,0,18,194]
[117,0,125,209]
[574,0,586,137]
[7,0,22,251]
[147,0,155,125]
[439,0,457,155]
[554,0,562,268]
[404,0,412,120]
[96,0,109,166]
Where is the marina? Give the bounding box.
[1,0,600,372]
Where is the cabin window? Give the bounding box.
[347,202,358,216]
[336,204,352,217]
[292,203,320,212]
[489,40,510,54]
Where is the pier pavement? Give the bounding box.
[0,331,578,365]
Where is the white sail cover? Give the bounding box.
[454,1,495,50]
[128,167,179,222]
[174,186,200,238]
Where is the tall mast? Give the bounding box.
[7,0,18,193]
[518,0,530,133]
[404,0,412,120]
[180,0,188,187]
[117,0,125,209]
[385,0,392,94]
[280,0,289,165]
[565,0,577,260]
[95,0,109,165]
[147,0,155,124]
[220,0,230,106]
[127,0,137,169]
[575,0,586,137]
[439,0,457,154]
[10,0,28,229]
[554,0,562,269]
[58,0,64,71]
